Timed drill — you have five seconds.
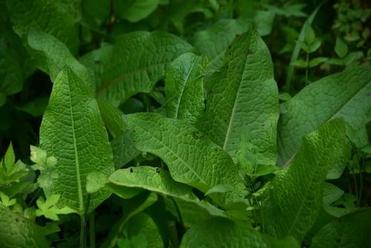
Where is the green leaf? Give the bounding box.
[309,57,328,68]
[102,193,158,248]
[109,166,197,201]
[114,0,160,22]
[262,119,351,241]
[30,146,58,192]
[322,183,346,217]
[125,113,245,203]
[35,194,74,221]
[303,25,316,45]
[194,19,249,60]
[98,100,126,138]
[278,65,371,164]
[7,0,79,51]
[117,213,163,248]
[181,217,297,248]
[285,7,320,90]
[82,0,110,27]
[39,68,114,214]
[0,144,29,187]
[4,143,15,169]
[165,53,206,125]
[95,31,193,106]
[205,184,234,197]
[0,206,49,248]
[292,59,308,68]
[28,30,93,84]
[254,10,275,36]
[111,133,141,168]
[311,209,371,248]
[335,37,348,58]
[109,166,228,226]
[199,30,279,166]
[0,192,16,207]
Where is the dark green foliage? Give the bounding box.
[0,0,370,247]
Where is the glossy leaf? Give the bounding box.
[199,30,279,165]
[96,31,193,106]
[39,68,114,214]
[125,113,245,203]
[278,65,371,164]
[262,119,351,241]
[165,53,206,124]
[109,166,197,201]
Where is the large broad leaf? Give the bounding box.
[94,31,193,106]
[110,166,197,201]
[193,19,249,60]
[27,30,93,85]
[0,206,49,248]
[199,30,279,166]
[311,209,371,248]
[180,217,299,248]
[262,119,351,241]
[278,65,371,164]
[165,53,206,125]
[7,0,79,51]
[109,166,227,226]
[125,113,245,203]
[114,0,160,22]
[40,68,114,214]
[193,19,250,75]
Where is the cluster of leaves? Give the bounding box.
[0,0,371,247]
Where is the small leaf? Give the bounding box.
[292,59,308,68]
[4,143,15,170]
[309,57,328,68]
[35,194,75,221]
[0,192,17,208]
[307,39,321,53]
[335,37,348,58]
[303,25,316,45]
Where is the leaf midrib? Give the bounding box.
[66,79,84,214]
[174,58,197,118]
[222,43,251,150]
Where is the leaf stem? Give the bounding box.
[80,215,87,248]
[305,52,310,85]
[89,212,96,248]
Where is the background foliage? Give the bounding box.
[0,0,370,247]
